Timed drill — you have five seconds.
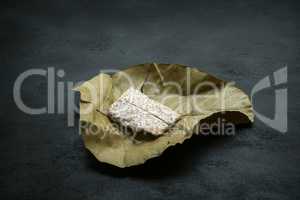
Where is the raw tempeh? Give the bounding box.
[119,88,179,124]
[108,88,180,135]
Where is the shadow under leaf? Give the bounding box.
[83,111,252,179]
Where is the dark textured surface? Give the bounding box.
[1,0,300,199]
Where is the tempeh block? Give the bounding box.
[108,88,180,135]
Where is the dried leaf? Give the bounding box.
[75,64,254,168]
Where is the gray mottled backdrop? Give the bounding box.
[1,0,299,199]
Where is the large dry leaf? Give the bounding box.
[74,64,254,168]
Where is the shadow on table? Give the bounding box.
[83,112,252,179]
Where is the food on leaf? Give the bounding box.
[108,87,180,136]
[74,63,254,168]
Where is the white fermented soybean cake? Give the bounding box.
[108,88,179,135]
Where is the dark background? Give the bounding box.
[1,0,300,199]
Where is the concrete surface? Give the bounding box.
[1,0,300,199]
